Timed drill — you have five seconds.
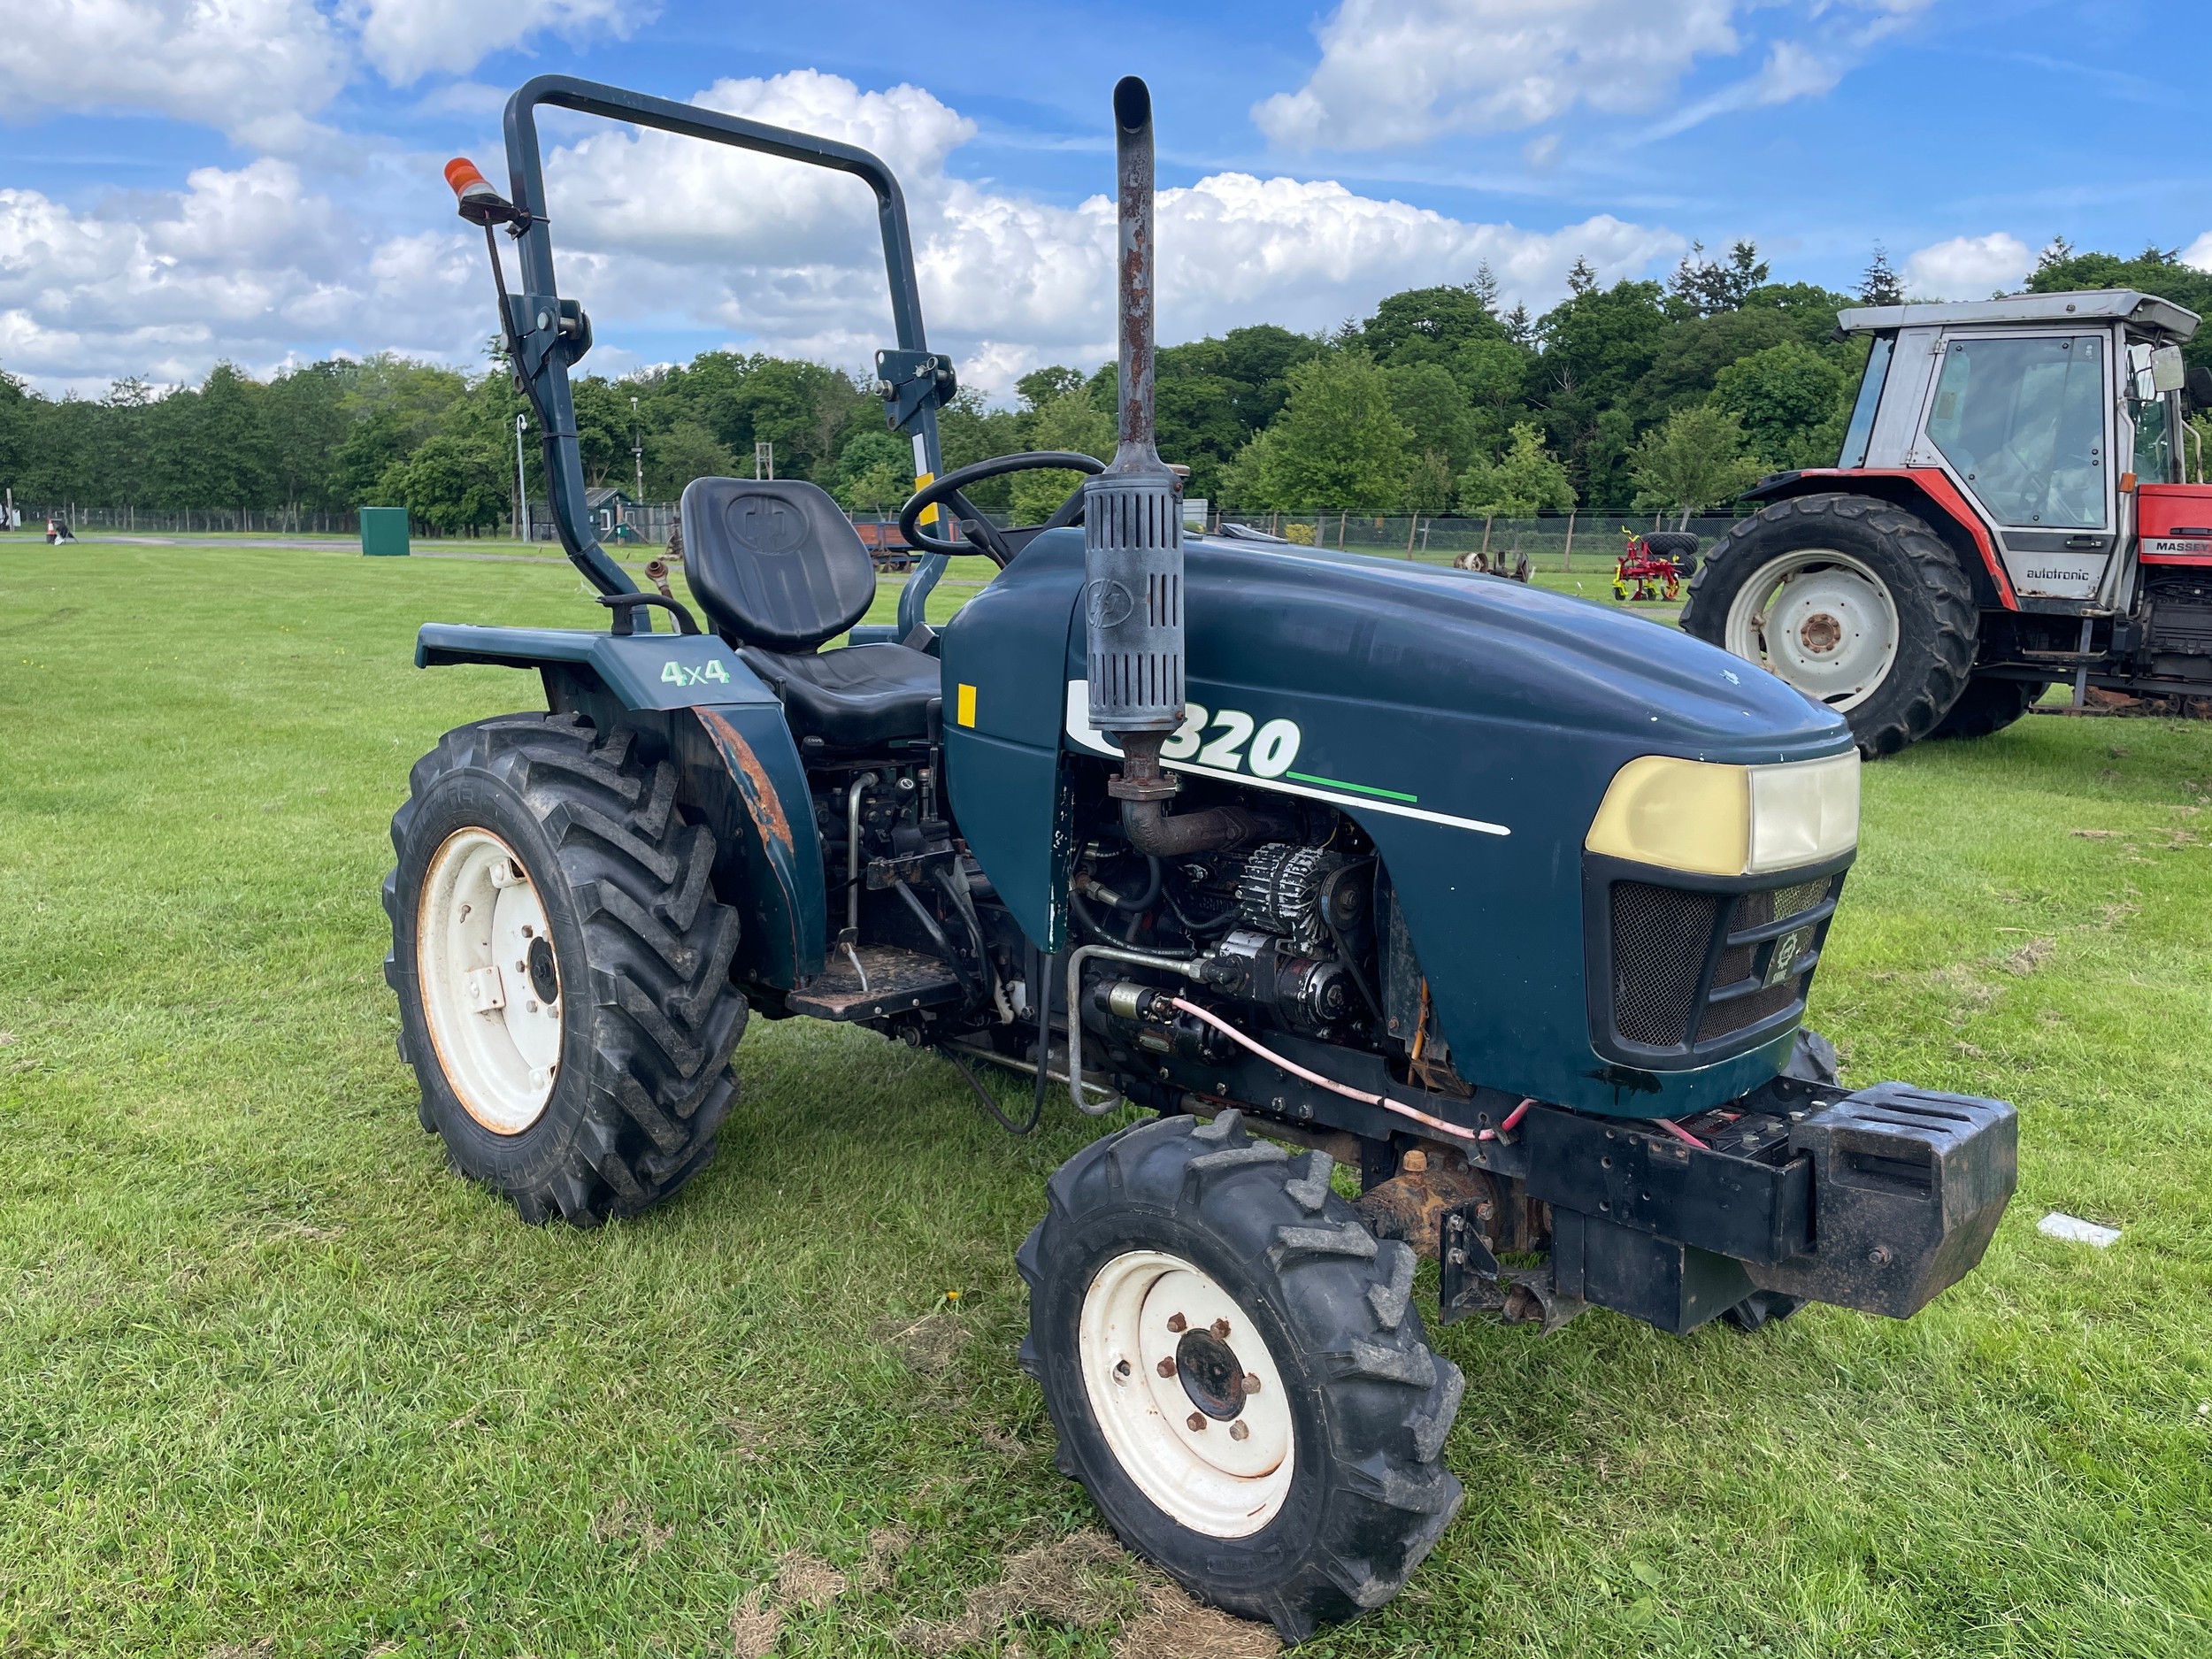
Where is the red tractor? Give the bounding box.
[1613,527,1698,602]
[1682,289,2212,753]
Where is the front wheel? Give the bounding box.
[1681,493,1977,756]
[385,712,749,1225]
[1018,1111,1464,1641]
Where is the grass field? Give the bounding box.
[3,536,2208,1657]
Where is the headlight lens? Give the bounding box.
[1586,752,1858,876]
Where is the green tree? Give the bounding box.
[1456,422,1575,516]
[832,427,912,511]
[1711,341,1851,469]
[1384,362,1479,472]
[649,422,740,498]
[1016,365,1085,408]
[1630,406,1766,526]
[1010,387,1114,522]
[1225,352,1412,511]
[380,431,507,532]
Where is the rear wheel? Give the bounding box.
[385,712,748,1225]
[1931,674,2050,739]
[1682,493,1977,756]
[1646,529,1699,575]
[1019,1110,1464,1641]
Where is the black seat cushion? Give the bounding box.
[681,476,877,650]
[739,644,941,749]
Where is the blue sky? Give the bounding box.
[3,0,2205,396]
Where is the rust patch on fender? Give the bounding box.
[695,707,795,856]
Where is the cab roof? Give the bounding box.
[1836,288,2200,342]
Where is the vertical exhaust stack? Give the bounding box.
[1087,76,1184,806]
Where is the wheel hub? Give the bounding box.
[1723,548,1901,711]
[1175,1325,1248,1420]
[416,827,564,1134]
[1079,1250,1295,1537]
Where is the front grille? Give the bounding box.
[1610,882,1725,1046]
[1601,872,1839,1057]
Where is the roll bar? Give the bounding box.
[487,75,951,628]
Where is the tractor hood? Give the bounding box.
[941,530,1855,1118]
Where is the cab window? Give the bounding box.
[1924,334,2107,528]
[2124,344,2177,483]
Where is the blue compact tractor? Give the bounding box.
[392,76,2017,1640]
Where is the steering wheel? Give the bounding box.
[898,450,1106,565]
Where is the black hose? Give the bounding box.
[894,880,979,999]
[1030,943,1059,1130]
[936,1041,1041,1136]
[1105,856,1163,911]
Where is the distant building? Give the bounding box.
[583,486,638,537]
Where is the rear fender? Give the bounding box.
[416,623,826,987]
[1744,469,2018,611]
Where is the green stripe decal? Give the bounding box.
[1284,771,1420,804]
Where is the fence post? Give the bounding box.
[1480,514,1493,558]
[1405,514,1418,557]
[1338,510,1348,548]
[1563,510,1575,572]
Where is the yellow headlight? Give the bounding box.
[1586,752,1858,877]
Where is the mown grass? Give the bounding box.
[2,538,2208,1657]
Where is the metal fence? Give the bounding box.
[18,501,1751,565]
[1212,510,1748,571]
[10,504,367,536]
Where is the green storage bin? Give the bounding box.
[360,507,411,557]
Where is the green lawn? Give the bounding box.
[3,538,2208,1657]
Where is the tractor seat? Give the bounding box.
[737,643,941,749]
[680,476,941,749]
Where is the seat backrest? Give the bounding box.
[679,477,877,650]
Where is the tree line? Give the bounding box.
[3,242,2206,532]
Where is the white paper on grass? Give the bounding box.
[2038,1212,2121,1248]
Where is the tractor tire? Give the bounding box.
[1018,1110,1464,1642]
[1681,493,1977,757]
[1931,674,2050,740]
[385,711,748,1226]
[1645,530,1699,575]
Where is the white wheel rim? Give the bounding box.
[416,827,564,1134]
[1079,1250,1295,1538]
[1722,549,1901,711]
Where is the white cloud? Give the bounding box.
[0,0,349,151]
[0,162,479,392]
[0,69,1684,397]
[348,0,648,88]
[2181,232,2212,273]
[1905,232,2032,299]
[1252,0,1932,150]
[537,71,1683,394]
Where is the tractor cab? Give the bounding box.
[1684,288,2212,753]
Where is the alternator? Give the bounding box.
[1235,843,1340,948]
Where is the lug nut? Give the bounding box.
[1402,1149,1429,1174]
[1165,1312,1187,1333]
[1211,1317,1231,1339]
[1243,1372,1261,1394]
[1230,1421,1251,1441]
[1115,1359,1131,1378]
[1187,1412,1206,1432]
[1869,1247,1893,1267]
[1156,1356,1177,1378]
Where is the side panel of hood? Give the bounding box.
[952,530,1850,1117]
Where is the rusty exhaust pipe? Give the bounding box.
[1086,77,1286,856]
[1086,77,1182,800]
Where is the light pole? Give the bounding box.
[514,411,529,542]
[631,396,644,504]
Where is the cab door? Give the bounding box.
[1912,328,2116,603]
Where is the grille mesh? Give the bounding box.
[1700,978,1802,1041]
[1609,882,1723,1047]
